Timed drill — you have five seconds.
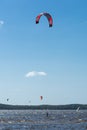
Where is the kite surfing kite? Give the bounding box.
[40,96,43,100]
[7,98,9,101]
[36,12,53,27]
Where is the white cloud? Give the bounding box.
[0,20,4,26]
[38,72,47,76]
[25,71,47,78]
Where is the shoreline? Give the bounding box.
[0,104,87,110]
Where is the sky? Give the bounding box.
[0,0,87,105]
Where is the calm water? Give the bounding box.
[0,110,87,130]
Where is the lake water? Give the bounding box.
[0,110,87,129]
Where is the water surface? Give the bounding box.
[0,110,87,129]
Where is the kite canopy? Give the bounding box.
[40,96,43,100]
[7,98,9,101]
[36,12,53,27]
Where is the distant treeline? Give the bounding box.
[0,104,87,110]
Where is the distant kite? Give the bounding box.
[7,98,9,101]
[40,96,43,100]
[36,12,53,27]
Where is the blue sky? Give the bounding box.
[0,0,87,105]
